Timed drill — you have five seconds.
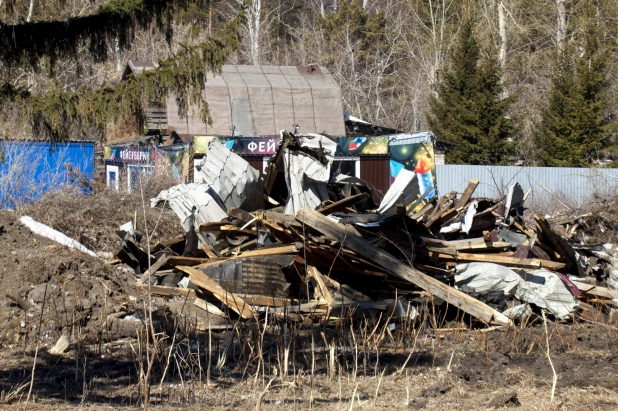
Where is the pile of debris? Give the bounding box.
[114,131,618,328]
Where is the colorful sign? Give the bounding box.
[194,136,280,155]
[388,132,437,199]
[103,146,155,163]
[336,136,389,155]
[155,143,191,183]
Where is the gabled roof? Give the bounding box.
[122,60,158,80]
[166,65,346,137]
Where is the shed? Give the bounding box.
[167,65,346,137]
[122,61,167,134]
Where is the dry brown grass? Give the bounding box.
[18,175,184,253]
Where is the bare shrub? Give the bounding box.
[18,174,183,253]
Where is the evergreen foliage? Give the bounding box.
[1,13,244,141]
[320,0,387,65]
[536,2,616,167]
[0,0,207,71]
[427,20,516,165]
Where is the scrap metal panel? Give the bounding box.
[436,165,618,210]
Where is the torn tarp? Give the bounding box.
[454,262,579,319]
[196,139,263,211]
[283,133,337,215]
[377,169,418,216]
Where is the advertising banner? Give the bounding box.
[103,145,155,163]
[194,136,280,155]
[388,132,437,199]
[335,136,389,155]
[155,143,191,183]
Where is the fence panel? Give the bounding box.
[435,165,618,210]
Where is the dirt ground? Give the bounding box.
[2,197,618,410]
[1,321,617,410]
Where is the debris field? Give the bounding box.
[105,131,618,330]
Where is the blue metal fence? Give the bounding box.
[435,165,618,210]
[0,140,95,208]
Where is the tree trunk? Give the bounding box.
[498,1,507,71]
[27,0,34,22]
[556,0,566,53]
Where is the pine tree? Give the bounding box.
[426,20,516,165]
[536,1,616,166]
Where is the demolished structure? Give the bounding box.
[113,131,618,330]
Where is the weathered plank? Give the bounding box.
[135,283,195,298]
[432,252,565,270]
[454,178,479,209]
[307,265,334,305]
[296,209,512,326]
[138,254,169,284]
[571,280,618,300]
[176,266,255,319]
[317,192,369,216]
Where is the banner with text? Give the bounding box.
[193,136,280,155]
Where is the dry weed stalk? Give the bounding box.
[542,311,558,403]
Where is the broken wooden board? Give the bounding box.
[296,209,512,326]
[431,252,565,270]
[307,265,334,305]
[138,254,169,284]
[454,178,479,209]
[135,283,196,298]
[176,266,255,319]
[571,280,618,300]
[167,256,218,266]
[317,192,369,216]
[234,244,299,258]
[200,243,219,258]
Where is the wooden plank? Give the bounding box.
[176,266,255,319]
[571,280,618,300]
[138,254,169,284]
[221,239,258,256]
[307,265,334,306]
[317,192,369,216]
[236,244,299,257]
[167,256,213,266]
[196,221,229,231]
[454,178,479,209]
[200,243,219,259]
[411,202,435,221]
[443,239,512,252]
[135,283,196,298]
[431,252,565,270]
[227,207,255,223]
[296,209,512,326]
[239,295,294,307]
[194,297,227,317]
[197,224,257,236]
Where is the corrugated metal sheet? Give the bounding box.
[0,140,95,208]
[435,165,618,210]
[360,156,389,195]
